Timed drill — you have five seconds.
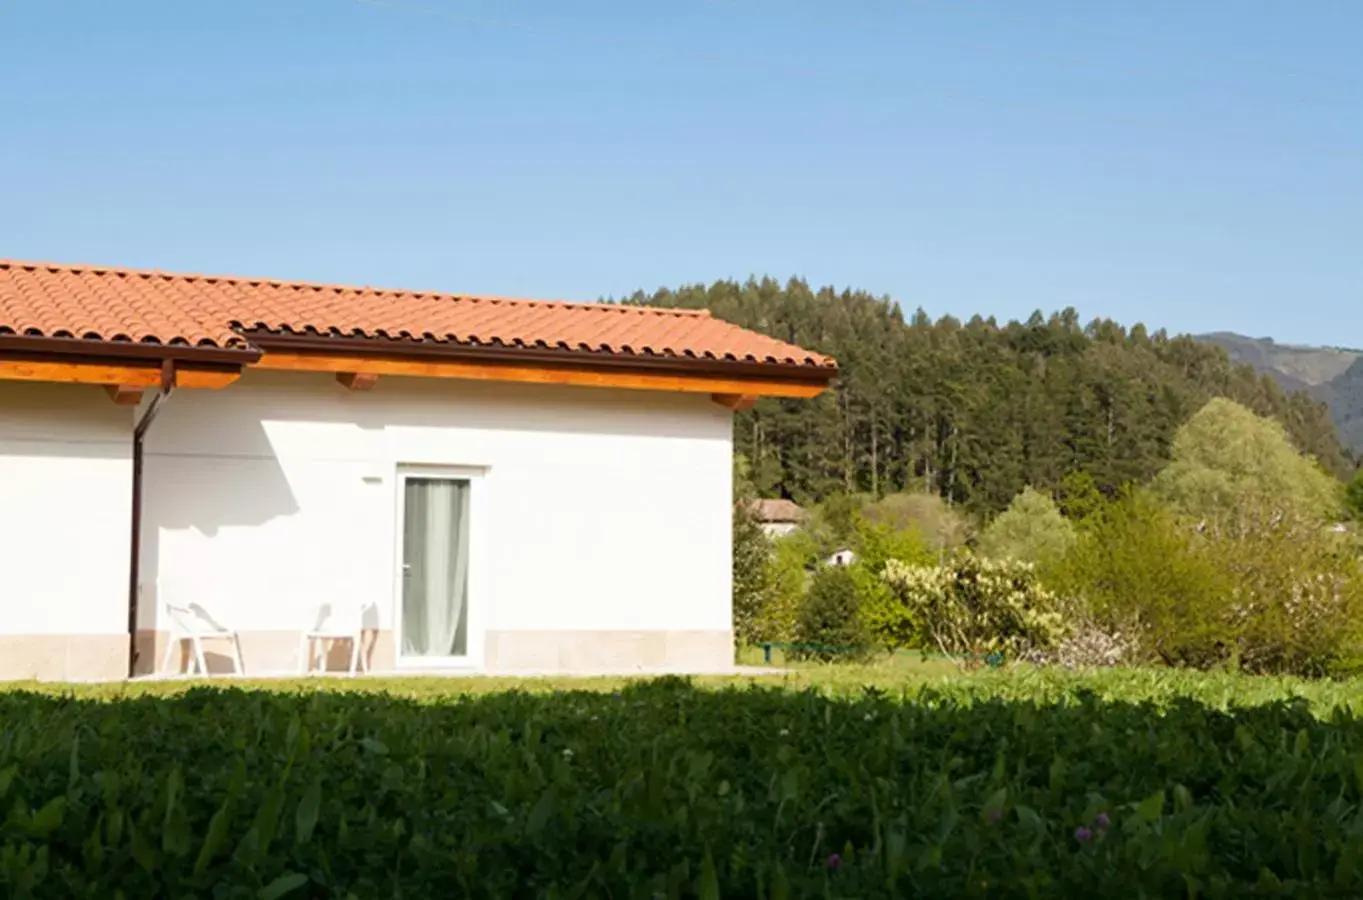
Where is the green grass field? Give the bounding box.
[7,662,1363,896]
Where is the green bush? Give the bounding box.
[1052,490,1231,668]
[1057,490,1363,676]
[757,531,821,643]
[883,553,1067,669]
[1057,471,1106,523]
[793,566,872,661]
[851,521,933,649]
[1346,468,1363,523]
[1206,511,1363,677]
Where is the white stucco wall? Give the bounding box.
[0,383,132,668]
[139,371,734,673]
[760,521,800,539]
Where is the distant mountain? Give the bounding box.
[1197,333,1363,453]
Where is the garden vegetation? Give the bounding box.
[735,399,1363,678]
[9,675,1363,895]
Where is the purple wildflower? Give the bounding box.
[1094,813,1111,830]
[1074,826,1093,843]
[826,853,842,871]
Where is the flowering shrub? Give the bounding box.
[883,553,1068,668]
[1207,514,1363,676]
[1051,618,1141,670]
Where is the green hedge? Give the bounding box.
[4,680,1363,895]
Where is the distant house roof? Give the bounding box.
[751,498,805,524]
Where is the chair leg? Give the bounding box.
[230,633,246,676]
[298,635,310,675]
[192,637,209,676]
[161,635,177,674]
[348,635,360,676]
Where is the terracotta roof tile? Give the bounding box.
[0,260,835,372]
[752,498,805,523]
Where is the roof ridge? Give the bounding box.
[0,259,712,319]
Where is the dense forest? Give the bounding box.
[625,278,1353,516]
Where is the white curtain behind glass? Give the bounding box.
[401,478,470,657]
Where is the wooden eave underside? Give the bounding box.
[0,348,833,402]
[254,351,828,398]
[0,358,240,390]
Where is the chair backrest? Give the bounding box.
[165,601,233,636]
[158,580,232,636]
[307,600,373,633]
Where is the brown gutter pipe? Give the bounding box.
[0,335,256,366]
[126,360,176,678]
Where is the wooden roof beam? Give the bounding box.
[336,372,380,391]
[712,393,758,411]
[104,385,144,405]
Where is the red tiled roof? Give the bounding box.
[0,260,836,370]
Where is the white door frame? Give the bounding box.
[393,464,487,669]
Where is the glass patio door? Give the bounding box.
[399,475,471,660]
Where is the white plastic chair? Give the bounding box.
[298,601,371,676]
[160,598,246,676]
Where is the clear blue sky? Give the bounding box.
[3,1,1359,345]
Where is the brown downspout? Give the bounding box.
[126,360,177,678]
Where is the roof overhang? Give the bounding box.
[246,332,832,399]
[0,331,834,402]
[0,336,258,392]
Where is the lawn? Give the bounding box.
[6,663,1363,896]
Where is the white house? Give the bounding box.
[0,260,836,681]
[826,549,856,568]
[751,498,805,538]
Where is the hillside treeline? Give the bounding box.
[626,278,1351,514]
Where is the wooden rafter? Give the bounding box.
[104,385,144,405]
[711,393,759,411]
[336,372,380,391]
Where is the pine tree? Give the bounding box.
[622,279,1351,515]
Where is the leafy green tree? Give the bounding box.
[862,492,973,553]
[814,493,869,550]
[850,520,933,649]
[978,487,1076,565]
[1057,471,1105,523]
[1154,398,1342,528]
[731,456,772,645]
[793,567,871,661]
[1346,468,1363,522]
[759,531,821,643]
